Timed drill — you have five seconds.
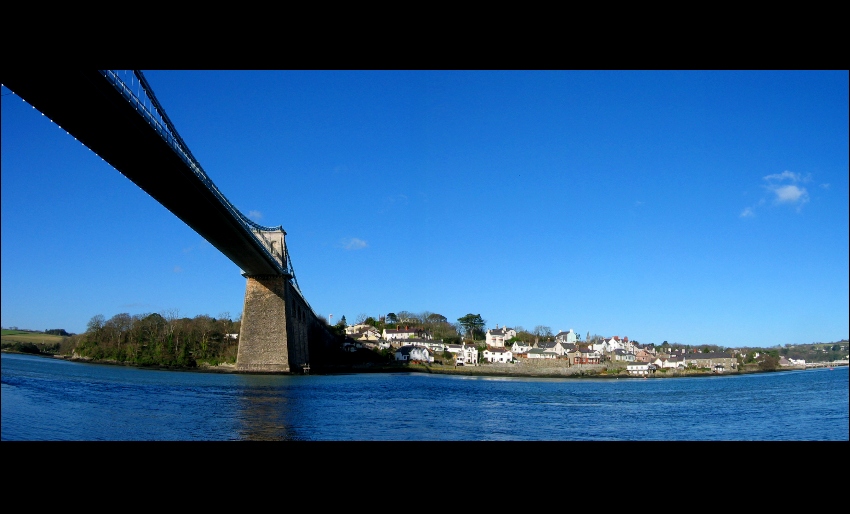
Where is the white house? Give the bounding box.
[511,341,533,354]
[592,340,612,353]
[406,338,446,352]
[383,327,432,341]
[599,336,633,354]
[554,329,578,344]
[537,341,567,356]
[485,325,516,348]
[653,356,686,369]
[526,348,558,359]
[483,347,513,363]
[394,345,434,363]
[627,362,655,376]
[453,344,478,366]
[611,348,636,362]
[345,324,381,341]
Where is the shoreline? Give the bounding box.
[4,348,835,379]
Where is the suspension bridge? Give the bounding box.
[2,70,333,373]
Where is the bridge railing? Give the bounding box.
[100,70,316,317]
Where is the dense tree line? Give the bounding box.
[62,311,240,368]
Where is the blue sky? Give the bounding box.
[2,70,847,348]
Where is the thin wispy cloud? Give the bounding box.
[248,210,263,220]
[742,170,811,218]
[340,237,368,250]
[764,170,800,182]
[173,266,183,273]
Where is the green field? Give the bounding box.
[1,330,66,344]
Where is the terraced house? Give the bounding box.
[682,351,738,372]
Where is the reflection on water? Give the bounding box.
[235,375,299,441]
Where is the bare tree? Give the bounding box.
[86,314,106,334]
[533,325,553,338]
[162,308,180,357]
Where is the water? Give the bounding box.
[2,352,847,441]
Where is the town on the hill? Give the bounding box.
[338,312,849,375]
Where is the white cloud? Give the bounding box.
[173,266,183,273]
[341,238,368,250]
[820,183,830,189]
[742,170,813,217]
[763,170,801,182]
[770,184,809,204]
[248,210,263,220]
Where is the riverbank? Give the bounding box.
[304,358,825,379]
[5,348,835,379]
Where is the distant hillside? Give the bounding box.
[1,329,66,355]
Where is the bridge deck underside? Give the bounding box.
[3,71,279,276]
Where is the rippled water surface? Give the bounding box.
[2,353,847,441]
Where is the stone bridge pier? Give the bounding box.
[235,274,313,373]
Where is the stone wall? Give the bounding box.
[450,358,607,376]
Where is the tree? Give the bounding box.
[396,311,420,324]
[425,313,448,324]
[386,313,399,325]
[339,315,347,327]
[514,328,535,344]
[86,314,106,334]
[457,313,485,341]
[533,326,553,339]
[759,354,779,371]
